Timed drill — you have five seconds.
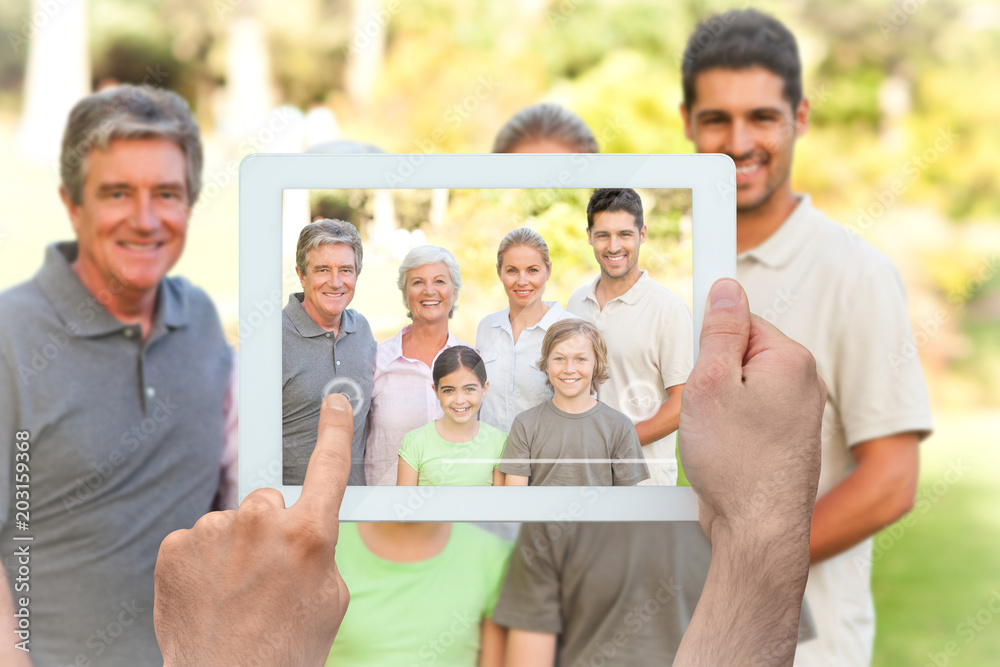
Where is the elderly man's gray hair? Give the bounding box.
[295,219,364,276]
[60,84,203,205]
[396,245,463,319]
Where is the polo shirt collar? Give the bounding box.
[384,324,463,362]
[582,270,651,306]
[285,293,357,338]
[738,195,813,269]
[35,242,189,338]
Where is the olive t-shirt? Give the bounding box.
[493,523,816,666]
[497,400,649,486]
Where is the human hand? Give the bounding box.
[154,394,353,667]
[679,278,825,543]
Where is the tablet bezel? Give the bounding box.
[239,153,735,521]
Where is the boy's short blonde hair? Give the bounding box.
[537,319,610,394]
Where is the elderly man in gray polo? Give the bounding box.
[0,85,232,665]
[282,219,376,486]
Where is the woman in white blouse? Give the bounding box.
[476,228,577,433]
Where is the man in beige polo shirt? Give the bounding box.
[567,187,693,486]
[679,9,933,666]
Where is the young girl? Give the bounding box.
[397,346,507,486]
[499,319,649,486]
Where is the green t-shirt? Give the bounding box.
[326,523,513,666]
[398,421,508,485]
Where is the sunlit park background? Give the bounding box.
[1,0,999,662]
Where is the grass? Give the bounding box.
[871,411,1000,666]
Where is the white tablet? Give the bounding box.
[239,153,735,521]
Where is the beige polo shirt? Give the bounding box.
[738,195,933,667]
[568,271,693,486]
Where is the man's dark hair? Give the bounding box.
[586,188,643,230]
[681,9,802,112]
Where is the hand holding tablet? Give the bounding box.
[153,279,824,666]
[153,394,353,667]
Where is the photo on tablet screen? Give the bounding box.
[280,187,693,489]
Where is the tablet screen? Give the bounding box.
[239,152,733,520]
[280,187,692,488]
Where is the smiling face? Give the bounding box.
[434,366,488,425]
[62,137,190,302]
[587,209,646,283]
[499,244,551,311]
[544,333,597,401]
[681,66,808,214]
[297,243,358,331]
[405,262,456,324]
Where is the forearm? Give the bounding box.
[635,385,683,446]
[810,475,913,564]
[810,436,919,564]
[675,524,809,666]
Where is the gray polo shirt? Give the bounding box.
[0,242,231,666]
[282,294,375,485]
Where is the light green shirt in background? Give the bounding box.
[326,523,513,666]
[398,421,507,485]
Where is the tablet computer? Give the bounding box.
[239,153,735,521]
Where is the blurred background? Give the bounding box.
[1,0,997,663]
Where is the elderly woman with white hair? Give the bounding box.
[365,245,471,486]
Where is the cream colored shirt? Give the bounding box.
[567,271,693,486]
[738,195,933,667]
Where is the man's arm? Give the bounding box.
[479,618,506,667]
[504,474,528,486]
[675,279,825,666]
[634,383,684,445]
[809,433,919,563]
[504,629,556,667]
